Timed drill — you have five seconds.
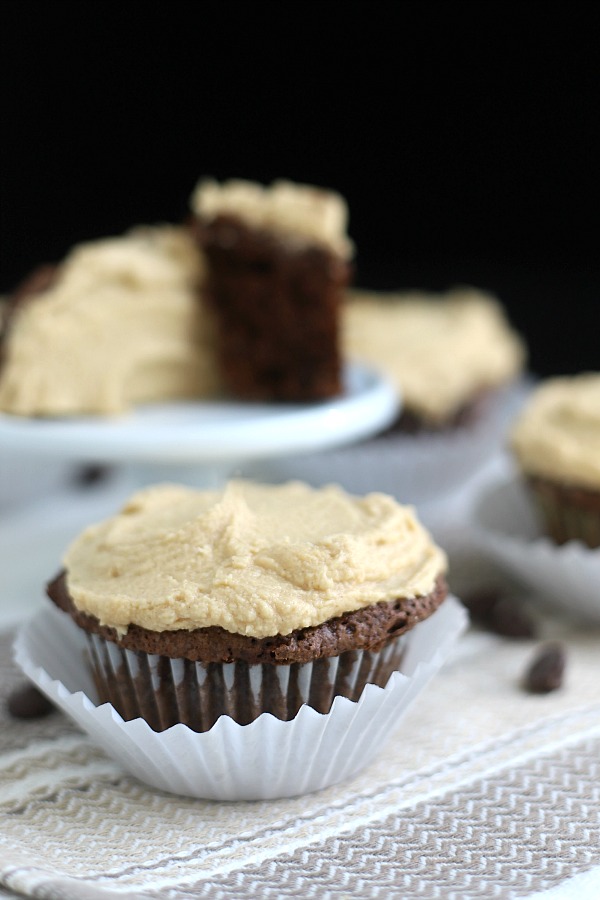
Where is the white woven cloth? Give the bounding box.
[1,459,599,899]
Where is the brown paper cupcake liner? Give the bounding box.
[527,476,600,549]
[86,632,409,733]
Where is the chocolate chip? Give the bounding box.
[73,465,111,487]
[523,642,566,694]
[461,589,502,622]
[488,596,537,639]
[462,589,537,639]
[7,683,55,719]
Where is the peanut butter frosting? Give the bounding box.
[63,480,447,638]
[510,373,600,490]
[191,178,354,259]
[0,226,223,416]
[343,287,525,423]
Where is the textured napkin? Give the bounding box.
[1,452,600,898]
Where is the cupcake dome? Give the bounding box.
[510,373,600,547]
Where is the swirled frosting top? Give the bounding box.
[510,373,600,489]
[63,480,447,638]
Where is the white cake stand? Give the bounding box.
[0,363,399,624]
[0,362,399,487]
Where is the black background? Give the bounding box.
[1,1,598,376]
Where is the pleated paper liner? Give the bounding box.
[526,476,600,549]
[14,597,468,800]
[86,634,408,732]
[474,475,600,624]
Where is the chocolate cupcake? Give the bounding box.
[46,480,448,733]
[510,373,600,548]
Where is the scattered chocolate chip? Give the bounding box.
[523,642,567,694]
[461,588,502,622]
[488,596,537,639]
[461,589,537,639]
[7,683,55,720]
[73,465,112,487]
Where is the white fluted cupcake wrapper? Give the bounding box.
[473,476,600,623]
[14,597,467,800]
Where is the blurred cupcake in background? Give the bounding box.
[510,372,600,548]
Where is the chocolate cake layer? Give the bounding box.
[193,214,350,402]
[47,570,448,664]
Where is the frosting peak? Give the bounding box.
[191,178,354,259]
